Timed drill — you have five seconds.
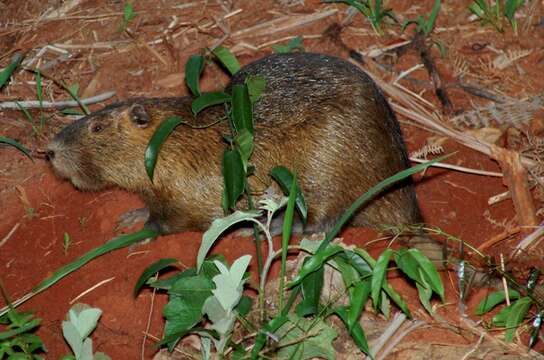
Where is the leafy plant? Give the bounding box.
[60,303,110,360]
[475,268,542,347]
[118,2,136,32]
[402,0,441,36]
[0,308,45,359]
[469,0,526,34]
[323,0,397,35]
[272,36,305,53]
[63,232,72,255]
[0,53,24,89]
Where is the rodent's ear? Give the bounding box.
[129,103,151,128]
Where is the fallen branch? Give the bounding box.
[0,91,116,109]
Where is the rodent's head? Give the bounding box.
[47,101,157,191]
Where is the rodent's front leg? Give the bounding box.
[115,207,150,232]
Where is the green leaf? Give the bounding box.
[276,314,337,360]
[0,136,32,160]
[347,280,371,331]
[0,53,24,89]
[33,229,158,293]
[231,84,253,135]
[415,269,433,314]
[280,175,298,312]
[295,261,324,316]
[371,248,393,309]
[221,148,246,212]
[185,54,205,96]
[62,321,83,359]
[163,275,214,350]
[196,210,261,272]
[272,36,305,53]
[270,166,308,224]
[144,116,184,181]
[424,0,441,35]
[475,290,521,315]
[504,297,532,342]
[212,46,240,75]
[289,244,344,286]
[492,303,514,327]
[133,258,178,297]
[211,255,251,311]
[234,129,253,172]
[69,305,102,339]
[245,75,266,104]
[406,248,444,301]
[191,92,231,114]
[333,306,369,354]
[35,69,43,108]
[235,295,253,317]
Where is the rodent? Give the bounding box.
[46,52,423,238]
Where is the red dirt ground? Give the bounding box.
[1,0,544,358]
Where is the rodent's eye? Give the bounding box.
[91,124,104,133]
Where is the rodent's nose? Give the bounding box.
[46,150,55,161]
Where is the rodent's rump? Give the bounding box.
[47,52,422,235]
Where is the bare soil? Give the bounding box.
[1,0,544,358]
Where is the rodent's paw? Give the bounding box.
[115,207,149,233]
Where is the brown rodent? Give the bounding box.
[47,52,422,237]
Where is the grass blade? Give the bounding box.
[0,53,24,89]
[0,136,32,160]
[133,258,178,297]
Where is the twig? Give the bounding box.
[69,277,115,304]
[0,91,116,109]
[512,223,544,255]
[376,319,426,360]
[409,157,502,177]
[0,223,20,248]
[141,285,157,360]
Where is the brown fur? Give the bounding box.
[47,53,422,235]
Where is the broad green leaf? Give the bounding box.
[185,54,205,96]
[0,53,24,88]
[145,116,184,181]
[276,314,337,360]
[289,244,344,286]
[236,295,252,317]
[33,229,157,293]
[295,261,324,316]
[71,307,102,339]
[234,129,253,172]
[62,321,82,358]
[245,75,266,104]
[163,275,214,350]
[0,136,32,160]
[347,280,371,331]
[80,337,93,360]
[197,210,261,272]
[270,166,308,224]
[192,92,231,114]
[211,255,251,311]
[380,290,391,318]
[371,248,393,308]
[505,297,532,342]
[406,248,444,301]
[231,84,253,135]
[334,306,369,354]
[212,46,240,75]
[415,270,433,314]
[332,255,361,288]
[475,290,521,315]
[492,303,513,327]
[221,148,246,211]
[133,258,178,296]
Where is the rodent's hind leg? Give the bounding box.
[115,207,150,233]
